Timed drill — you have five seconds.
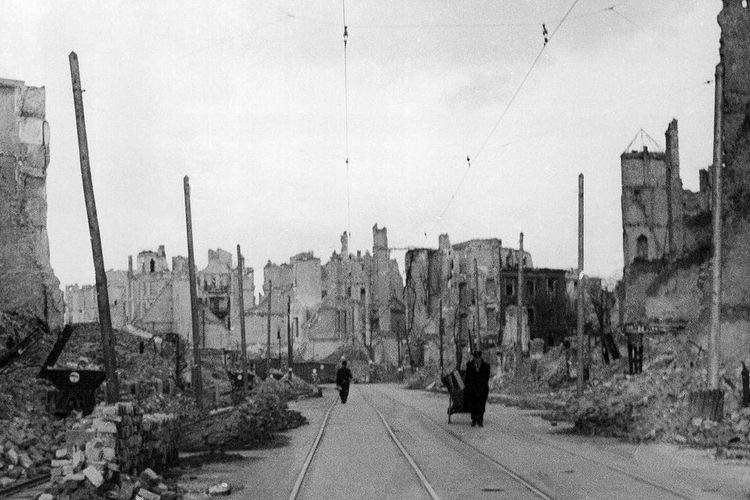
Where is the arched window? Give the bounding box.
[150,259,156,273]
[636,235,648,261]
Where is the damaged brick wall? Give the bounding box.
[704,1,750,360]
[0,78,62,329]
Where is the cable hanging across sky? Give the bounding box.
[343,0,351,242]
[423,0,585,239]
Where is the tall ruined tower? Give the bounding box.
[372,224,391,334]
[0,79,62,327]
[620,121,685,266]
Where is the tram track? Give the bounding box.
[288,394,337,500]
[289,387,440,500]
[371,385,692,500]
[363,386,552,499]
[0,474,49,499]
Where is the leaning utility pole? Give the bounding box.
[266,280,272,374]
[236,245,248,392]
[473,258,481,353]
[709,63,724,391]
[183,176,203,409]
[577,173,585,396]
[287,295,293,370]
[516,232,524,371]
[69,52,119,403]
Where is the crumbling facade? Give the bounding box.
[0,78,63,328]
[621,120,711,266]
[65,246,254,350]
[709,0,750,359]
[404,235,572,368]
[620,120,712,324]
[245,225,405,364]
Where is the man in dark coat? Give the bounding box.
[464,350,491,426]
[335,360,353,403]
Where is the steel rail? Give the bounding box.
[358,386,440,500]
[288,393,338,500]
[375,386,691,500]
[367,386,550,499]
[0,474,49,498]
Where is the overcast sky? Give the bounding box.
[1,0,721,295]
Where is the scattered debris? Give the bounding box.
[207,482,231,496]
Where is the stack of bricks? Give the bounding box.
[49,402,179,492]
[137,413,179,473]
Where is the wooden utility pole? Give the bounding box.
[183,176,203,409]
[69,52,119,403]
[439,298,444,371]
[709,63,724,391]
[516,232,524,370]
[577,173,585,396]
[266,280,272,375]
[287,295,293,370]
[473,258,481,353]
[236,245,248,392]
[396,321,402,368]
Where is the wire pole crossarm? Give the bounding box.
[69,51,120,403]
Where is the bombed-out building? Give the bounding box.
[0,78,63,328]
[65,246,255,350]
[404,234,577,367]
[245,225,405,364]
[619,120,712,325]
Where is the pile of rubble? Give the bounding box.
[45,464,184,500]
[46,402,182,499]
[179,380,308,453]
[323,344,371,382]
[404,362,441,390]
[0,416,74,488]
[270,373,323,400]
[548,335,750,448]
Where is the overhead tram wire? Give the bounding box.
[423,0,584,239]
[343,0,351,243]
[272,1,629,30]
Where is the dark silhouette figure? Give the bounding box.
[464,350,491,427]
[336,360,353,403]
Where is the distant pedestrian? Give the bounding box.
[336,360,353,404]
[464,350,490,427]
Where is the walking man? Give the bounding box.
[464,350,490,427]
[336,360,353,403]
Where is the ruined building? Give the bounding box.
[243,251,322,357]
[619,120,712,324]
[245,224,405,364]
[65,246,254,350]
[619,1,750,355]
[404,235,576,367]
[0,78,63,328]
[621,120,710,267]
[711,0,750,358]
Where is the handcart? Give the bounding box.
[441,369,469,423]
